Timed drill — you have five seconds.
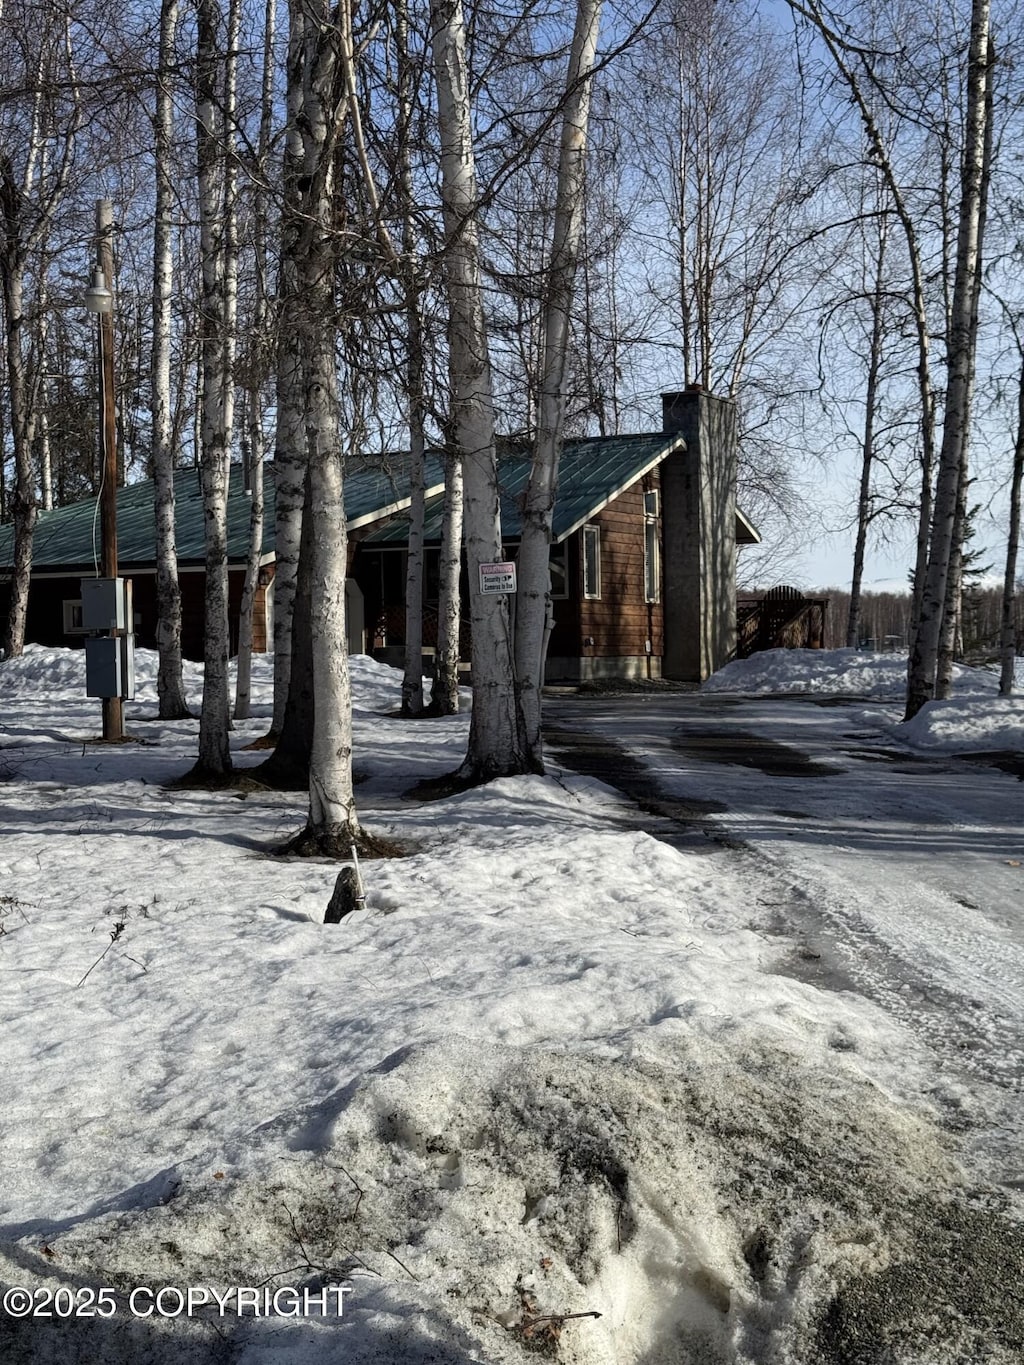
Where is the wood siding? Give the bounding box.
[575,472,663,662]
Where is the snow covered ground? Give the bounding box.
[0,645,1021,1364]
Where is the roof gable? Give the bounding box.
[365,432,684,546]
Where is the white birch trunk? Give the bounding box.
[269,8,307,738]
[36,289,52,512]
[514,0,603,769]
[401,411,427,715]
[194,0,234,778]
[935,451,968,697]
[305,377,357,843]
[1,267,36,659]
[398,0,426,717]
[287,0,358,846]
[234,0,274,723]
[847,219,888,649]
[430,0,527,779]
[905,1,991,719]
[430,449,463,714]
[999,352,1024,697]
[234,407,265,720]
[152,0,189,718]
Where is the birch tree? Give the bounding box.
[513,0,604,769]
[788,0,940,642]
[396,0,429,717]
[429,447,464,714]
[0,9,82,658]
[151,0,190,718]
[268,2,309,741]
[280,0,359,852]
[190,0,238,780]
[430,0,529,779]
[234,0,275,722]
[905,0,993,718]
[999,361,1023,694]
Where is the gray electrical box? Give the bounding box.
[85,634,136,700]
[81,577,128,632]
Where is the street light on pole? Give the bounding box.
[84,198,124,742]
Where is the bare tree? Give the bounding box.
[190,0,238,780]
[151,0,190,718]
[234,0,276,722]
[280,0,361,851]
[396,0,429,717]
[999,347,1024,695]
[430,0,529,779]
[267,3,309,741]
[514,0,604,769]
[788,0,940,647]
[906,0,993,718]
[0,6,82,658]
[429,446,464,715]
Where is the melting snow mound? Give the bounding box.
[3,1034,1022,1365]
[702,648,999,701]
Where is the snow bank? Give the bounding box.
[703,649,1021,753]
[5,1032,1011,1365]
[893,695,1024,751]
[2,646,1023,1363]
[702,648,999,701]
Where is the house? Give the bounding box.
[0,455,445,663]
[0,389,757,683]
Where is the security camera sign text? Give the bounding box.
[479,562,517,595]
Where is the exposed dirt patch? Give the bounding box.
[275,826,410,860]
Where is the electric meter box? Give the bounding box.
[80,577,129,632]
[85,634,136,700]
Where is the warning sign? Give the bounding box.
[479,561,517,595]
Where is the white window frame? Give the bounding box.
[582,523,601,600]
[644,513,660,604]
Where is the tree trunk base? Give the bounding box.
[168,761,237,790]
[158,703,193,721]
[278,824,406,859]
[404,756,542,802]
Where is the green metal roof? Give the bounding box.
[364,432,683,546]
[0,453,446,571]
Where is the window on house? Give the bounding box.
[549,541,569,599]
[643,489,659,518]
[582,524,601,599]
[644,514,660,603]
[62,600,87,634]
